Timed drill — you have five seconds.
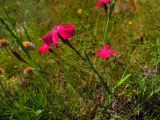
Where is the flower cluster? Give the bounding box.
[39,24,75,54]
[38,0,116,60]
[39,25,116,60]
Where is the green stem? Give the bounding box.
[121,41,140,79]
[103,16,110,43]
[84,52,111,94]
[59,37,111,94]
[89,65,111,94]
[103,0,117,43]
[4,47,14,64]
[3,8,19,36]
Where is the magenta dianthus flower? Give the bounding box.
[96,0,110,7]
[39,24,76,54]
[39,43,49,55]
[42,24,75,47]
[96,44,116,60]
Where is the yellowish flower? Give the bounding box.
[5,76,18,88]
[77,8,83,15]
[128,21,133,25]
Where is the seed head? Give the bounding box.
[23,67,34,75]
[0,67,5,74]
[23,41,35,50]
[0,39,10,47]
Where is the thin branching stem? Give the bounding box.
[58,33,111,94]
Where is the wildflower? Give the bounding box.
[23,67,34,75]
[23,41,35,50]
[0,67,5,74]
[39,43,50,55]
[96,44,116,60]
[42,24,76,48]
[5,76,18,87]
[77,8,83,15]
[96,0,110,7]
[0,39,10,47]
[128,21,133,25]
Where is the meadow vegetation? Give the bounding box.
[0,0,160,119]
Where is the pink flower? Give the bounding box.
[42,24,76,48]
[96,44,116,60]
[96,0,110,7]
[39,43,49,55]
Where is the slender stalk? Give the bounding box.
[84,52,111,93]
[58,33,86,62]
[3,8,19,36]
[103,4,108,16]
[9,48,29,65]
[65,42,86,62]
[109,0,117,18]
[121,41,140,79]
[103,16,110,43]
[4,47,14,64]
[58,34,111,94]
[0,16,32,59]
[103,0,117,43]
[49,48,72,66]
[71,45,111,93]
[89,65,111,94]
[0,15,46,82]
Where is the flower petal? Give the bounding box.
[103,0,110,4]
[42,31,54,46]
[58,24,76,40]
[96,1,104,7]
[107,50,116,55]
[39,43,49,55]
[96,0,110,7]
[52,31,59,47]
[96,44,116,60]
[96,50,107,59]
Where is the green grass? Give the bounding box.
[0,0,160,119]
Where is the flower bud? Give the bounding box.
[77,8,83,15]
[23,67,34,75]
[23,41,35,50]
[0,39,10,47]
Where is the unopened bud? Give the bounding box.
[23,41,35,50]
[23,67,34,75]
[0,39,10,47]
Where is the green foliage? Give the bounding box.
[0,0,160,119]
